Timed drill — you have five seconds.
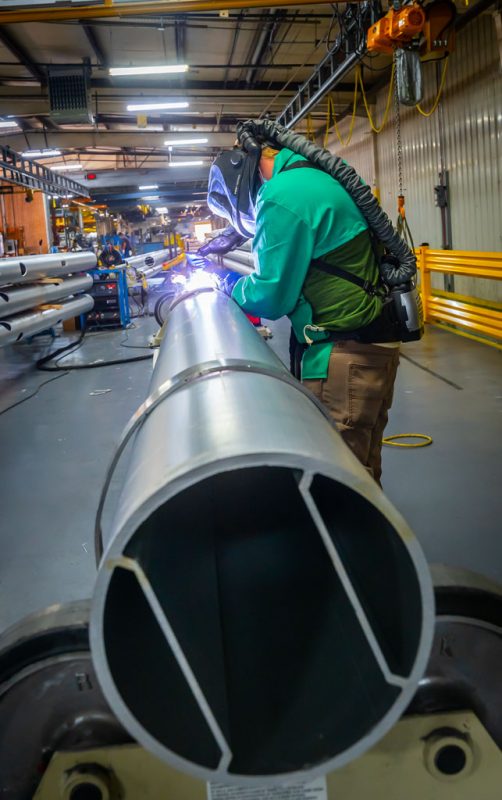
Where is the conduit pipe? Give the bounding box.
[0,252,96,285]
[91,288,434,785]
[125,248,175,278]
[0,275,92,318]
[217,254,254,276]
[0,295,93,346]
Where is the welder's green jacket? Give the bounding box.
[231,148,383,379]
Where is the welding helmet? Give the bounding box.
[207,144,262,237]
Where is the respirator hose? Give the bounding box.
[236,118,416,282]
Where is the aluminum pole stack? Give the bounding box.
[0,252,95,347]
[0,251,96,284]
[125,248,180,280]
[91,288,434,786]
[0,295,93,346]
[0,274,92,317]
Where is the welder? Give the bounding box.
[206,120,422,486]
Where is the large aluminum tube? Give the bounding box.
[0,252,96,285]
[0,294,93,346]
[90,289,434,786]
[0,275,92,318]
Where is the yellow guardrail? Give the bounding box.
[417,247,502,349]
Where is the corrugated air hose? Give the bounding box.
[236,118,417,285]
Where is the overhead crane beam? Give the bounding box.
[0,0,364,25]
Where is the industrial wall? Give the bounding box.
[0,189,49,256]
[326,13,502,301]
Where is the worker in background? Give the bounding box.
[119,231,133,259]
[98,241,123,268]
[207,142,400,487]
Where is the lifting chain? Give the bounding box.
[393,50,415,251]
[393,49,404,199]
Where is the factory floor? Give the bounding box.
[0,316,501,633]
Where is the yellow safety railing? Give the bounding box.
[416,247,502,348]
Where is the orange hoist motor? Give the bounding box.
[367,3,426,54]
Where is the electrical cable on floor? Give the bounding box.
[382,433,433,448]
[36,327,153,372]
[0,371,68,416]
[120,329,153,351]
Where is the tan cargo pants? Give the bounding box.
[303,341,400,486]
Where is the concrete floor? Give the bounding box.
[0,316,501,633]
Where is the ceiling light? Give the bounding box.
[127,101,189,112]
[157,207,169,214]
[22,149,61,158]
[51,163,82,171]
[143,196,160,201]
[110,65,188,77]
[164,137,208,146]
[168,161,204,168]
[0,120,18,128]
[138,184,159,190]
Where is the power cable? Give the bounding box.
[36,328,153,372]
[416,56,449,117]
[0,371,68,417]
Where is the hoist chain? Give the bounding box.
[393,49,403,198]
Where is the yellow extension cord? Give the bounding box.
[382,433,433,447]
[323,54,449,147]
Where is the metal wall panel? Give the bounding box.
[325,15,502,301]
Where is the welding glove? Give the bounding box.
[198,226,249,257]
[221,271,241,297]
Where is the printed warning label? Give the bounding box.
[207,776,328,800]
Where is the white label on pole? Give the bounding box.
[207,777,328,800]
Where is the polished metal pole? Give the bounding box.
[0,275,92,318]
[0,252,96,285]
[91,288,434,786]
[0,295,93,346]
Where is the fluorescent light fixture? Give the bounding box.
[0,120,18,128]
[157,207,169,214]
[127,101,189,112]
[143,196,160,201]
[110,64,188,76]
[51,163,82,171]
[168,160,203,168]
[22,149,61,158]
[138,184,159,190]
[164,137,208,146]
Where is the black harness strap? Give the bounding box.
[310,257,380,297]
[279,160,324,174]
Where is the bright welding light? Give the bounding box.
[184,270,220,292]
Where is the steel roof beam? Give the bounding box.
[83,25,108,68]
[0,27,45,83]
